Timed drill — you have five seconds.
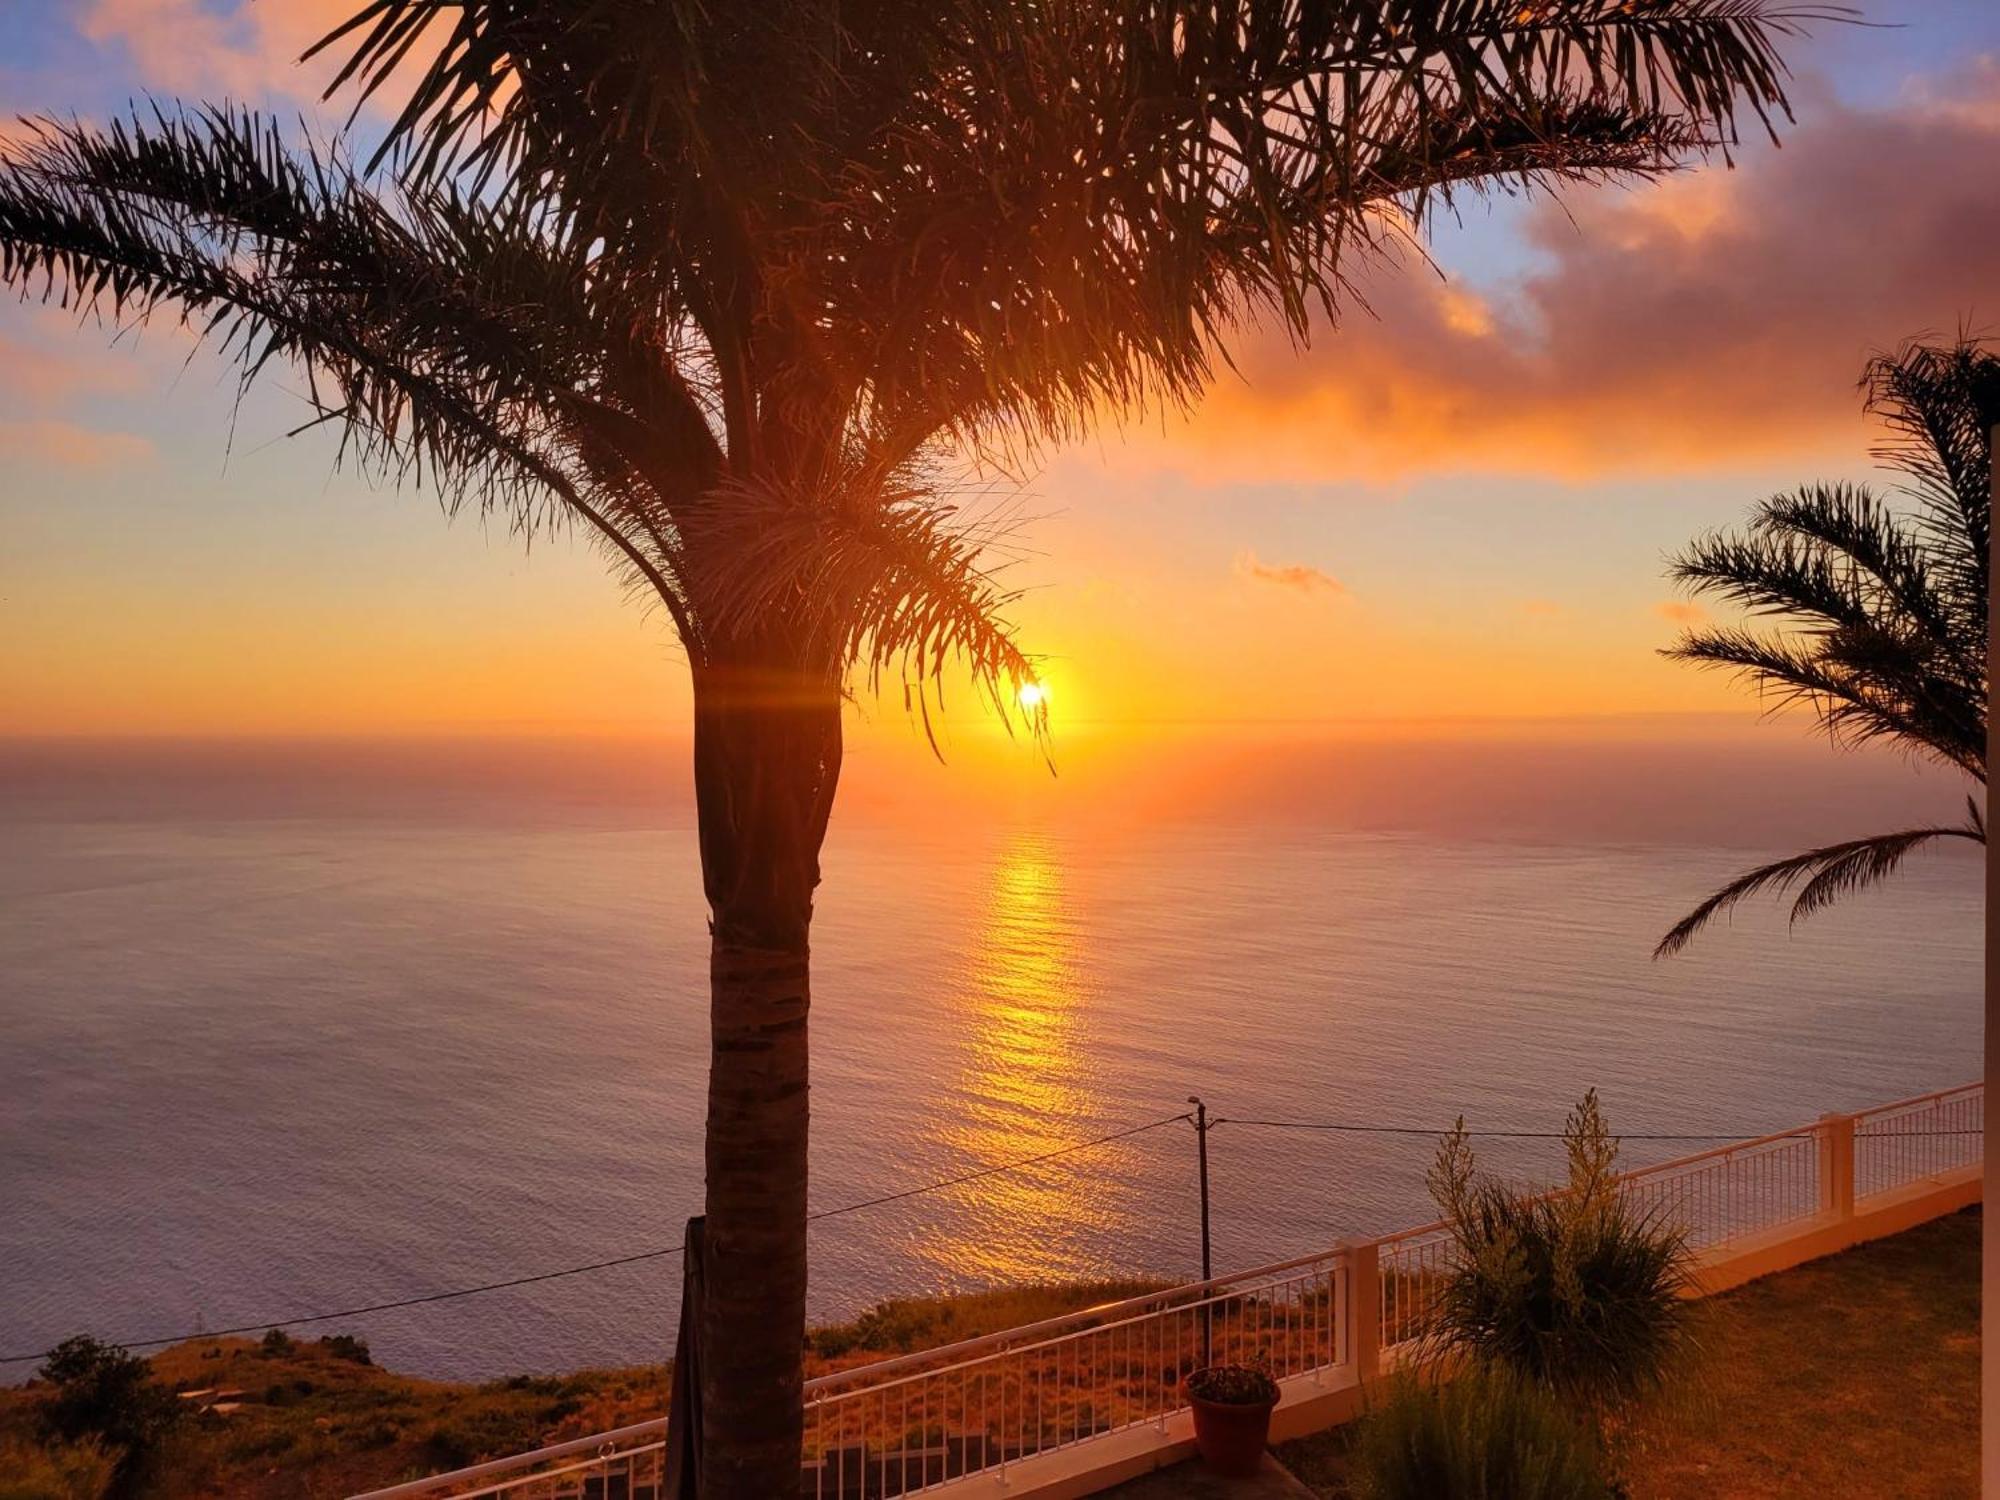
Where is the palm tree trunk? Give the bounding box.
[700,936,811,1500]
[689,661,841,1500]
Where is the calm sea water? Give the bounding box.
[0,758,1982,1383]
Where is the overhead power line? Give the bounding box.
[1211,1116,1798,1142]
[4,1103,1973,1366]
[1208,1117,1980,1142]
[0,1111,1193,1367]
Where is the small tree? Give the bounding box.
[33,1337,180,1479]
[1423,1093,1696,1430]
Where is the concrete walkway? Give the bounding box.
[1101,1454,1317,1498]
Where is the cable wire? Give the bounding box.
[4,1105,1972,1364]
[0,1111,1192,1366]
[1209,1117,1980,1141]
[1210,1116,1801,1141]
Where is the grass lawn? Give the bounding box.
[1278,1206,1980,1500]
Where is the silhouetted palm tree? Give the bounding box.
[0,5,1820,1492]
[1657,338,1997,957]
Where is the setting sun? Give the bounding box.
[1018,680,1049,712]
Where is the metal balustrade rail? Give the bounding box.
[1621,1123,1825,1252]
[352,1082,1982,1500]
[802,1245,1349,1498]
[1856,1082,1984,1201]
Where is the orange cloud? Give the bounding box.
[0,328,144,404]
[0,116,43,155]
[1,418,153,469]
[1436,286,1496,338]
[1518,599,1564,618]
[1234,549,1345,597]
[1112,71,2000,486]
[1655,600,1709,625]
[77,0,429,103]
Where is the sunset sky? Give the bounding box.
[4,2,1999,788]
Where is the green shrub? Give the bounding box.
[488,1373,566,1397]
[0,1436,117,1500]
[1424,1092,1697,1417]
[422,1406,550,1469]
[34,1337,181,1458]
[318,1334,372,1365]
[808,1280,1166,1359]
[222,1428,297,1464]
[1352,1370,1611,1500]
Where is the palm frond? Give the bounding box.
[1654,824,1984,958]
[1669,487,1882,628]
[1667,623,1985,780]
[1663,342,1997,783]
[0,106,712,637]
[1862,335,2000,647]
[312,1,1836,458]
[679,469,1046,754]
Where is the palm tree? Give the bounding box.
[0,5,1820,1493]
[1656,337,1998,957]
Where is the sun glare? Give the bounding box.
[1017,680,1048,712]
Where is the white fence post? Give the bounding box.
[1819,1112,1856,1224]
[1346,1240,1381,1384]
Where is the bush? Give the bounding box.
[1424,1092,1696,1417]
[317,1334,372,1365]
[1352,1370,1611,1500]
[258,1329,295,1357]
[34,1337,181,1458]
[422,1406,551,1469]
[0,1436,117,1500]
[807,1280,1166,1359]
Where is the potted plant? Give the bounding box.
[1185,1357,1280,1476]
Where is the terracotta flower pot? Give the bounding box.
[1185,1378,1278,1477]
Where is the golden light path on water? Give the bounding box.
[921,828,1133,1284]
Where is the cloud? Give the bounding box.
[75,0,427,104]
[1901,54,2000,130]
[0,326,145,405]
[1117,66,2000,485]
[0,117,45,156]
[0,418,153,469]
[0,313,157,465]
[1234,549,1346,597]
[1654,600,1709,626]
[1518,599,1564,618]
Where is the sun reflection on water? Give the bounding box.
[921,829,1128,1285]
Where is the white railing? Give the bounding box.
[1622,1122,1825,1253]
[1856,1081,1983,1202]
[350,1420,670,1500]
[800,1244,1348,1498]
[351,1081,1981,1500]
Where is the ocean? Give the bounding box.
[0,738,1982,1383]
